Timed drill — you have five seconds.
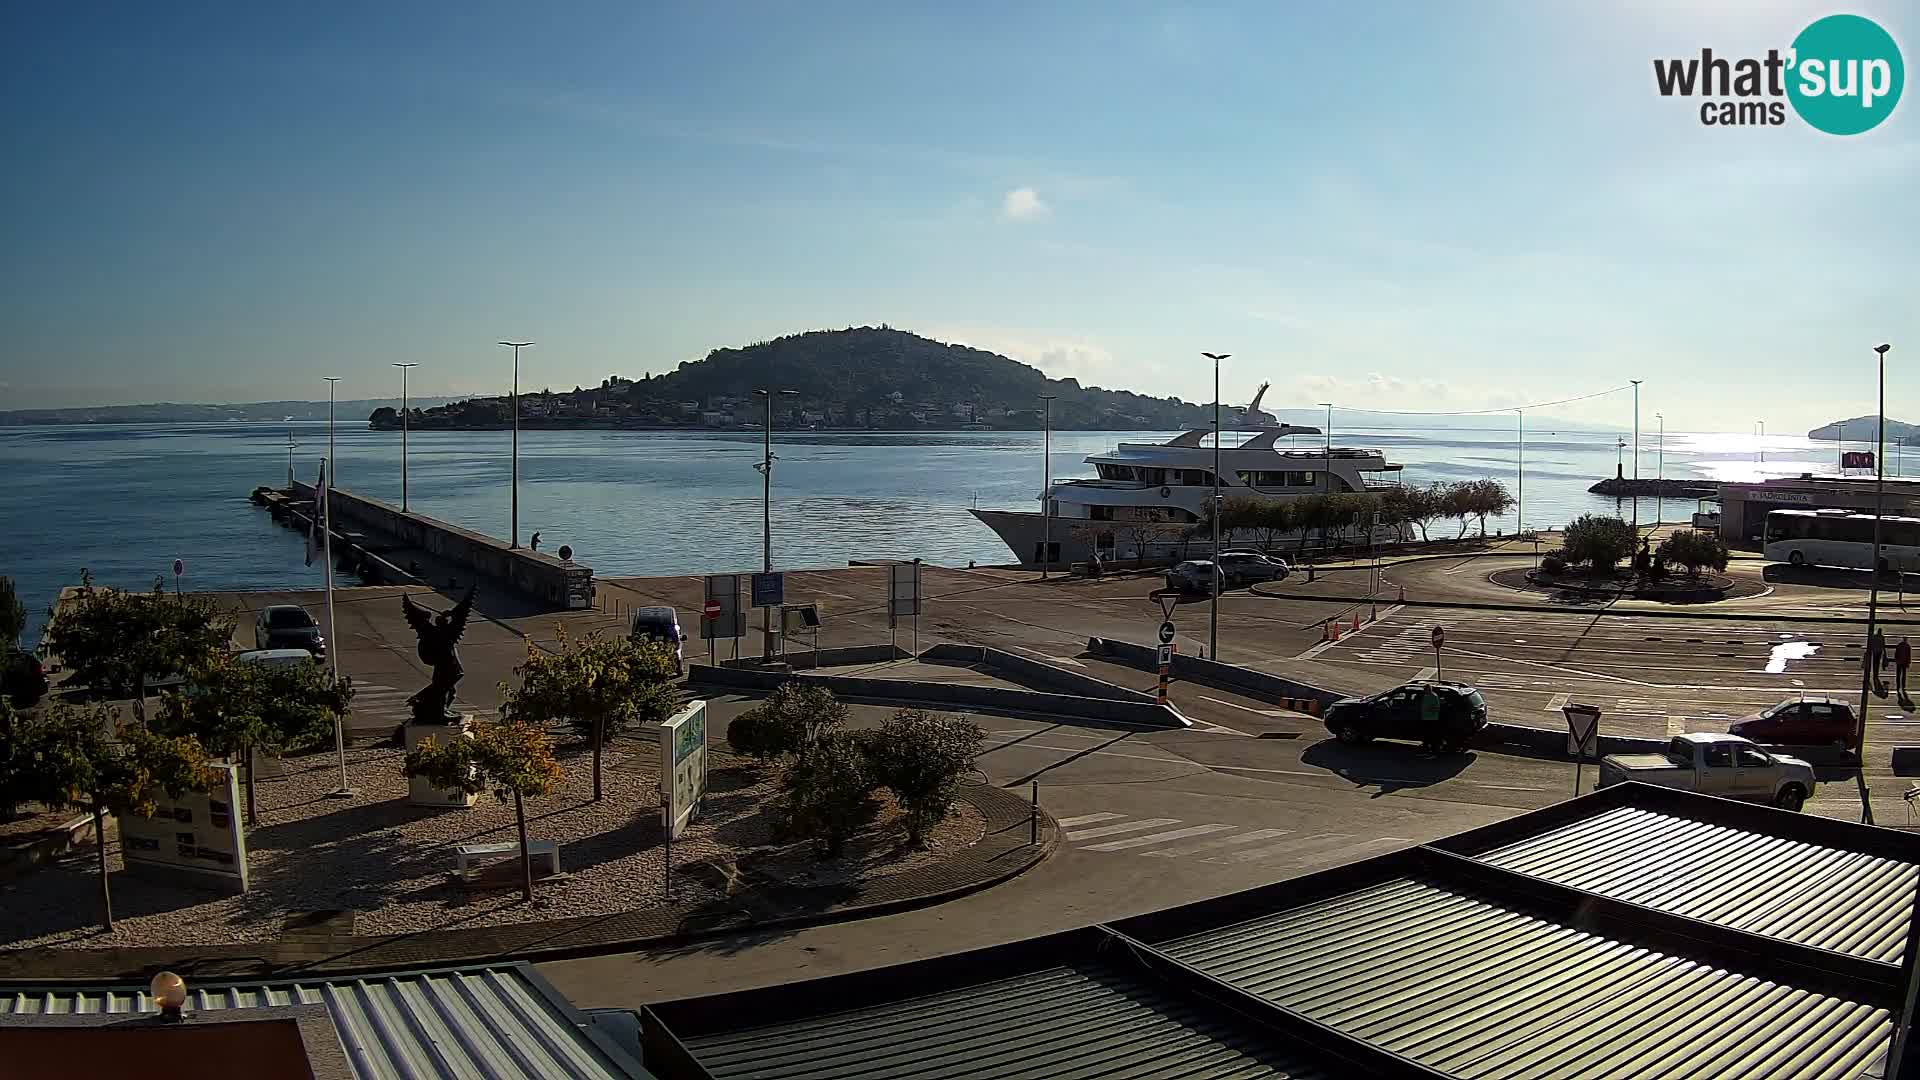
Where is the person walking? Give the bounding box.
[1871,627,1889,697]
[1898,635,1913,706]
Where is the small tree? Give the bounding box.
[1381,485,1442,542]
[866,710,985,847]
[159,657,353,826]
[734,683,850,762]
[1115,510,1172,566]
[0,697,23,820]
[0,575,24,648]
[1291,494,1332,560]
[1564,514,1637,573]
[497,628,678,801]
[404,716,563,903]
[42,571,233,724]
[13,703,215,930]
[1457,478,1516,537]
[1657,530,1730,577]
[781,730,875,856]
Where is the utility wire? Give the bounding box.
[1323,384,1632,417]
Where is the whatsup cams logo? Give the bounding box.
[1654,13,1903,134]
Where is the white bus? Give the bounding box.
[1763,509,1920,571]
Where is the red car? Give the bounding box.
[1729,697,1856,748]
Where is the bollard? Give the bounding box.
[1029,781,1038,846]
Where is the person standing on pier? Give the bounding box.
[530,531,541,552]
[1898,636,1913,707]
[1870,627,1889,698]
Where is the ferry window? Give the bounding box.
[1091,505,1113,521]
[1235,471,1255,485]
[1887,520,1920,548]
[1181,469,1207,485]
[1286,470,1315,486]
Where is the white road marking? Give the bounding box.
[1667,715,1685,736]
[1082,823,1238,851]
[1546,693,1570,711]
[1207,833,1357,864]
[1415,666,1437,680]
[1143,828,1296,858]
[1211,764,1322,778]
[1066,817,1181,841]
[1054,812,1125,828]
[1199,695,1291,718]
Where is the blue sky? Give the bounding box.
[1,1,1914,431]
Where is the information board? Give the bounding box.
[751,571,785,609]
[703,574,744,639]
[888,560,922,627]
[660,700,709,840]
[119,762,249,893]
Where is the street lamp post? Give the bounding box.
[756,388,799,658]
[320,377,347,796]
[1202,352,1230,660]
[285,429,297,490]
[1631,380,1641,536]
[498,342,533,547]
[1516,408,1524,537]
[324,377,340,492]
[1856,343,1893,825]
[1039,395,1056,579]
[1655,412,1664,527]
[393,363,418,512]
[1317,401,1333,551]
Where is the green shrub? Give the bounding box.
[737,683,850,761]
[1657,530,1729,577]
[1540,555,1568,576]
[866,710,985,847]
[1564,515,1636,572]
[780,730,876,856]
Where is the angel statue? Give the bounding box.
[402,585,475,723]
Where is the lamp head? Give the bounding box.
[150,971,187,1021]
[1876,344,1892,355]
[1201,352,1230,361]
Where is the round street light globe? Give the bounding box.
[150,971,187,1014]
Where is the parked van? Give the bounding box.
[629,607,685,673]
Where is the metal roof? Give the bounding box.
[0,963,649,1080]
[640,783,1920,1080]
[1473,805,1920,962]
[678,957,1328,1080]
[1161,877,1892,1080]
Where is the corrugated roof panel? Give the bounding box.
[0,965,637,1080]
[681,960,1331,1080]
[1162,878,1892,1080]
[1475,806,1920,962]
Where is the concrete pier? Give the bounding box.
[276,483,593,610]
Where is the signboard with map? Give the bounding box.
[660,700,709,840]
[118,762,249,893]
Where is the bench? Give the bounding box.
[454,840,561,883]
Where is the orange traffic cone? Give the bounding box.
[1351,610,1362,632]
[1330,622,1342,641]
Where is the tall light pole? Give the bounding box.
[1317,402,1334,550]
[1655,412,1664,527]
[1039,395,1056,578]
[393,363,418,512]
[498,342,533,547]
[1516,409,1524,536]
[324,377,340,492]
[756,388,799,658]
[285,429,297,490]
[1856,343,1893,825]
[1630,380,1642,536]
[1202,352,1230,660]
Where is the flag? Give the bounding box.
[307,460,328,567]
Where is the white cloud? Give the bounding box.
[928,326,1122,385]
[1001,187,1049,220]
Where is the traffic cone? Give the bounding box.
[1398,585,1406,602]
[1351,610,1362,632]
[1321,620,1333,642]
[1330,622,1342,641]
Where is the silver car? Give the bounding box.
[1216,551,1290,586]
[1165,560,1221,596]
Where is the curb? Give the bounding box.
[1248,586,1920,625]
[0,783,1057,985]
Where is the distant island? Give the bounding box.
[1808,415,1920,444]
[0,397,460,427]
[367,326,1216,432]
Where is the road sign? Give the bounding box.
[702,574,744,640]
[1563,702,1602,756]
[887,560,923,626]
[172,558,185,577]
[1431,626,1444,649]
[1157,593,1179,621]
[751,571,785,608]
[1158,621,1177,644]
[1156,644,1174,667]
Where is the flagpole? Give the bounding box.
[320,458,352,798]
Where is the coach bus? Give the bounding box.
[1763,508,1920,571]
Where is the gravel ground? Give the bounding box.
[0,733,983,950]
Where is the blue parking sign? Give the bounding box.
[751,572,784,608]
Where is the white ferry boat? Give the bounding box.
[971,388,1404,567]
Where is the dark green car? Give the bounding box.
[1323,680,1488,754]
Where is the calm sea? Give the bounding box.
[0,421,1879,639]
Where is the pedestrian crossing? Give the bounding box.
[344,680,488,741]
[1054,811,1413,867]
[1346,619,1439,667]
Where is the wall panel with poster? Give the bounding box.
[117,762,250,893]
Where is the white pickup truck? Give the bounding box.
[1598,733,1817,811]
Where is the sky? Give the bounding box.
[1,1,1915,432]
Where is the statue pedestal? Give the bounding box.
[404,712,478,809]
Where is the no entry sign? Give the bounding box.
[704,599,722,619]
[1431,626,1444,649]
